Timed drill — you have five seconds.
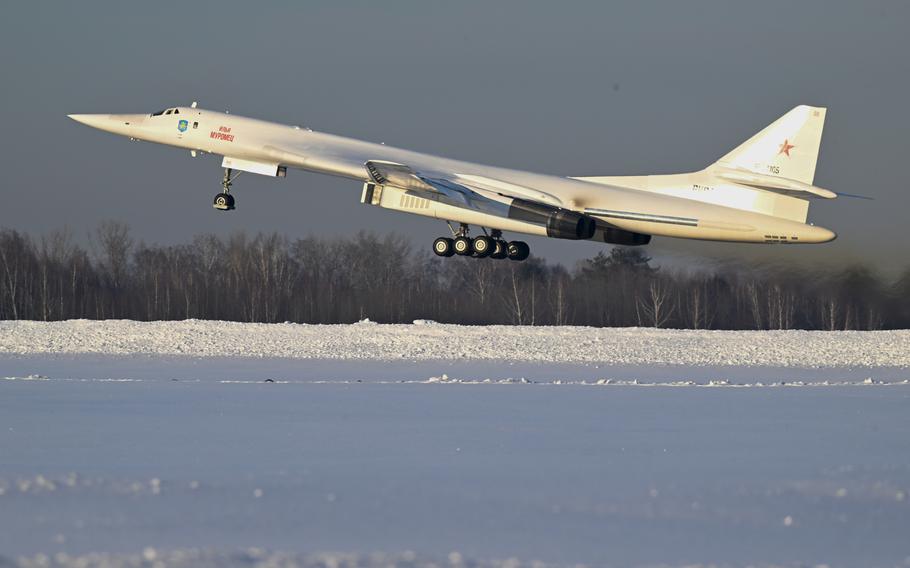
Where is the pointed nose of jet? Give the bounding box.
[68,114,108,128]
[68,113,145,137]
[68,114,125,133]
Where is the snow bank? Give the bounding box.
[1,320,908,368]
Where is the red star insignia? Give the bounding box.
[778,139,795,157]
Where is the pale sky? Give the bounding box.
[1,1,907,273]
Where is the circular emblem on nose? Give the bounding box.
[177,119,189,132]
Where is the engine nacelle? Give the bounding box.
[508,199,597,240]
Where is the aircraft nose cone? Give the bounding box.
[68,113,111,128]
[68,113,142,137]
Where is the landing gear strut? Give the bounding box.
[431,225,529,261]
[213,168,238,211]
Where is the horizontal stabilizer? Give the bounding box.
[714,169,836,199]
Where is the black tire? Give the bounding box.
[472,235,493,258]
[432,237,455,257]
[507,240,530,261]
[213,192,235,210]
[453,236,473,256]
[490,239,508,259]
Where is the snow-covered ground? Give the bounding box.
[2,319,909,368]
[1,321,909,567]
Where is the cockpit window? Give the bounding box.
[151,109,167,116]
[165,109,173,115]
[173,109,179,114]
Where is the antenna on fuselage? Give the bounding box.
[191,101,198,109]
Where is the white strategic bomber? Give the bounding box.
[70,103,839,261]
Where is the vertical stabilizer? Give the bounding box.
[714,105,826,185]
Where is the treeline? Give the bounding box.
[0,223,907,329]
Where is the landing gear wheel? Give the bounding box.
[453,236,473,256]
[433,237,455,257]
[507,241,530,261]
[490,239,508,260]
[213,192,235,211]
[472,235,494,258]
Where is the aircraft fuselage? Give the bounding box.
[68,106,837,246]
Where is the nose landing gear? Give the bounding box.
[213,168,239,211]
[431,225,529,261]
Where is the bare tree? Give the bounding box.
[92,221,134,318]
[818,295,840,331]
[503,264,525,324]
[548,269,571,325]
[637,279,675,328]
[0,230,26,319]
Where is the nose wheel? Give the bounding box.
[213,192,235,211]
[214,168,239,211]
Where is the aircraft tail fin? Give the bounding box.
[713,105,826,185]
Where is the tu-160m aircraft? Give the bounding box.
[69,103,838,261]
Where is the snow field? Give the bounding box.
[1,319,908,368]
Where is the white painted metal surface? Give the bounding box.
[68,104,838,245]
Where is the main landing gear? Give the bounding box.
[213,168,240,211]
[432,225,530,261]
